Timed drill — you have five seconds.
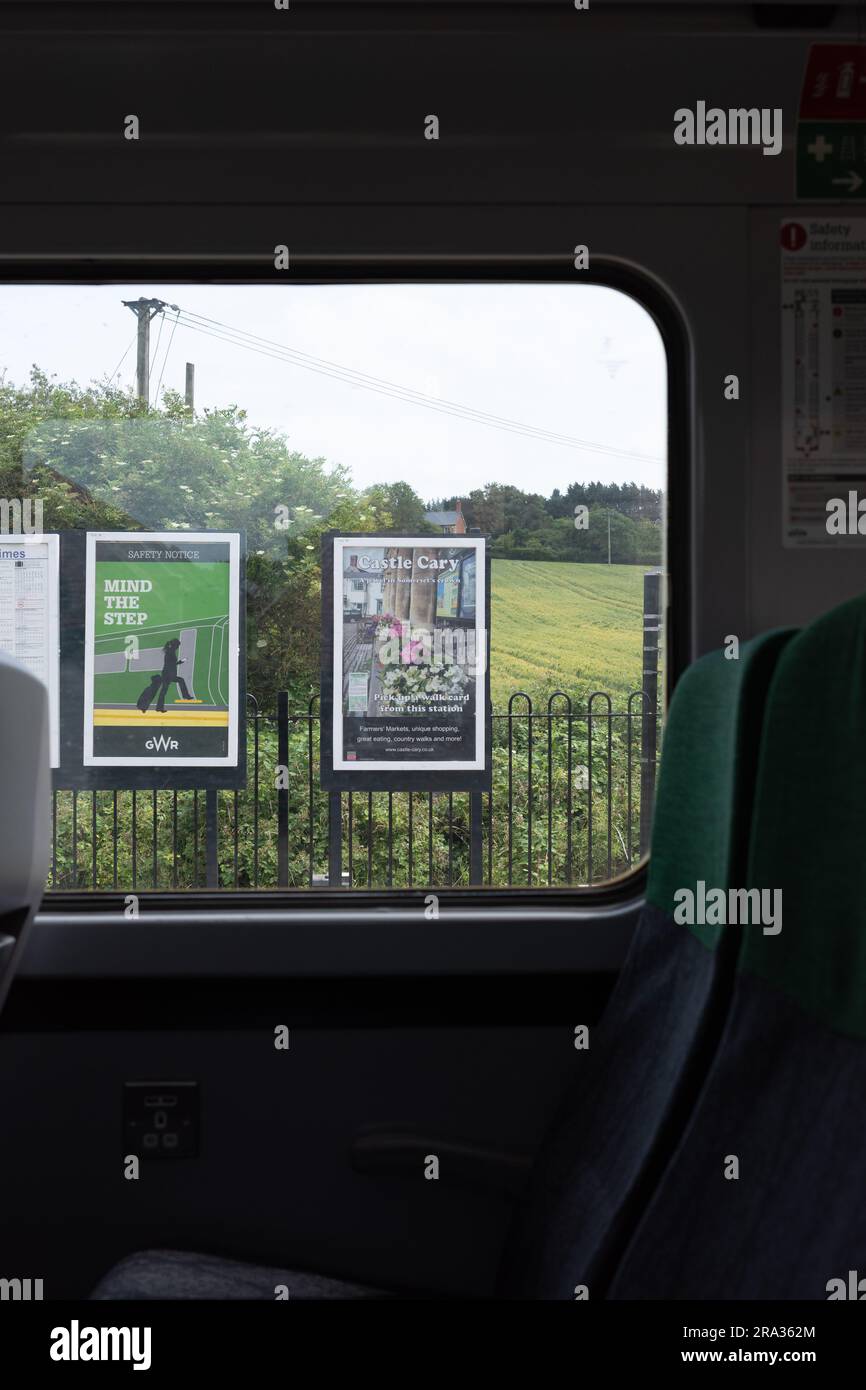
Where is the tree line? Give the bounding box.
[427,482,663,563]
[0,369,663,703]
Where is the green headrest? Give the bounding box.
[743,592,866,1038]
[646,629,796,948]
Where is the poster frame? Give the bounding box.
[55,529,246,791]
[320,529,492,793]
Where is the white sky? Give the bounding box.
[0,282,666,502]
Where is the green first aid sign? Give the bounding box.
[797,123,866,198]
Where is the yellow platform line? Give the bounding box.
[94,711,228,727]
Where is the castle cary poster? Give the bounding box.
[324,534,489,791]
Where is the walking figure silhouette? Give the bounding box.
[155,638,194,713]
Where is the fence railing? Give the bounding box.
[47,690,661,892]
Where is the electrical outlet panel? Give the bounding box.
[123,1080,199,1159]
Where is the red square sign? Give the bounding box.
[800,44,866,121]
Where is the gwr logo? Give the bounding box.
[0,1277,43,1300]
[146,734,179,751]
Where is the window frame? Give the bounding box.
[0,256,690,919]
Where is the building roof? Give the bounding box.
[343,566,381,580]
[424,510,460,527]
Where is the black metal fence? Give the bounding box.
[47,690,661,892]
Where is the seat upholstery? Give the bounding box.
[500,629,796,1298]
[91,1249,392,1300]
[608,592,866,1300]
[93,630,795,1302]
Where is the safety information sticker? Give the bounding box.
[781,218,866,546]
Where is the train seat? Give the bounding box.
[607,592,866,1300]
[91,1250,392,1300]
[501,628,795,1298]
[91,630,795,1301]
[0,650,51,1019]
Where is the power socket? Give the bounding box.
[123,1080,199,1159]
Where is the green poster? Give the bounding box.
[84,532,240,766]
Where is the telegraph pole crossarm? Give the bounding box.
[122,297,169,405]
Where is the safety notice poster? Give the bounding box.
[321,533,490,792]
[781,218,866,546]
[0,534,60,766]
[83,532,241,767]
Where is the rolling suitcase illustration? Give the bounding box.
[136,674,162,714]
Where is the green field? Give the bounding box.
[490,559,653,709]
[93,560,230,709]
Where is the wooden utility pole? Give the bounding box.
[122,297,166,405]
[185,362,195,410]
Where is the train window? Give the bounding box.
[0,279,668,896]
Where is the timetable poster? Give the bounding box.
[0,534,60,766]
[83,533,241,767]
[323,533,490,792]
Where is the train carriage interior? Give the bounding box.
[1,0,866,1367]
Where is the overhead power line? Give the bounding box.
[106,332,137,385]
[153,307,181,406]
[150,310,165,384]
[169,305,665,466]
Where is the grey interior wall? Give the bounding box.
[0,1025,578,1298]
